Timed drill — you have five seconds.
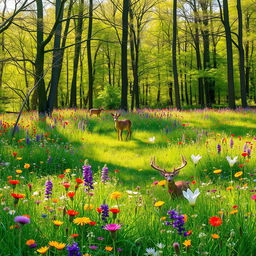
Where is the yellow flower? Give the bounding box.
[183,240,191,247]
[105,246,113,251]
[55,243,66,250]
[110,191,122,199]
[213,169,222,174]
[26,239,36,246]
[211,234,220,239]
[16,157,22,160]
[234,171,243,178]
[49,241,59,247]
[37,247,49,254]
[218,211,224,215]
[16,170,22,174]
[229,209,238,215]
[182,214,188,223]
[83,254,91,256]
[160,216,166,221]
[226,186,234,191]
[154,201,165,207]
[53,220,63,226]
[73,217,92,226]
[64,169,71,173]
[24,163,30,169]
[158,180,167,186]
[84,204,94,210]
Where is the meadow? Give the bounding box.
[0,108,256,256]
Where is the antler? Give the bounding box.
[173,155,187,173]
[150,157,167,176]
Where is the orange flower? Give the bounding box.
[26,239,36,246]
[105,246,113,251]
[211,234,220,239]
[209,216,222,227]
[24,163,30,169]
[11,193,25,199]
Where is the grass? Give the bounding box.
[0,108,256,255]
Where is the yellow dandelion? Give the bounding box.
[213,169,222,174]
[16,170,22,174]
[37,247,49,254]
[73,217,91,226]
[53,220,64,226]
[211,234,220,239]
[154,201,165,207]
[24,163,30,169]
[183,240,191,247]
[84,204,94,210]
[110,191,122,200]
[105,246,113,251]
[16,157,22,160]
[64,169,71,173]
[234,171,243,178]
[158,180,167,186]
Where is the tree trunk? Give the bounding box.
[120,0,129,111]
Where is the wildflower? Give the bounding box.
[17,157,22,160]
[229,210,238,215]
[226,186,234,191]
[24,163,30,169]
[55,243,66,250]
[53,220,63,226]
[154,201,165,207]
[49,241,59,247]
[251,195,256,200]
[209,216,222,227]
[183,240,191,247]
[66,210,79,216]
[241,152,248,158]
[145,248,158,256]
[229,138,234,148]
[191,154,202,165]
[173,242,180,254]
[182,188,200,206]
[234,172,243,178]
[158,180,167,186]
[76,178,83,184]
[26,239,37,248]
[67,242,82,256]
[84,204,94,210]
[16,170,22,174]
[70,234,79,238]
[213,169,222,174]
[58,174,65,178]
[226,156,238,167]
[37,247,49,254]
[8,180,20,188]
[211,234,220,239]
[11,193,25,205]
[182,214,188,222]
[67,191,75,199]
[100,204,109,222]
[165,209,187,236]
[149,136,156,143]
[83,161,94,191]
[73,217,92,226]
[8,210,16,215]
[14,215,30,225]
[45,180,53,199]
[104,224,121,231]
[89,245,98,250]
[217,144,221,154]
[113,169,120,173]
[110,191,122,199]
[109,208,120,219]
[105,246,113,251]
[101,164,110,183]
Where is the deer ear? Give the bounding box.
[111,113,114,116]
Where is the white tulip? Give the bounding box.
[226,156,238,167]
[182,188,200,206]
[191,154,202,165]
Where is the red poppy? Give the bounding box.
[191,180,196,184]
[67,192,75,198]
[8,180,20,185]
[232,205,238,209]
[63,183,70,188]
[109,208,120,214]
[209,216,222,227]
[241,152,248,157]
[66,210,79,216]
[11,193,25,199]
[76,178,83,184]
[12,153,18,156]
[96,208,103,213]
[89,221,96,226]
[231,134,235,137]
[238,165,244,168]
[58,174,65,178]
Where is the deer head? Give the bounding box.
[111,113,121,121]
[150,156,187,182]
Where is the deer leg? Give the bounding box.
[117,130,120,140]
[121,130,123,141]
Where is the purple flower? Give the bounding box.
[229,138,234,148]
[35,134,41,142]
[96,237,104,240]
[100,204,109,223]
[67,242,82,256]
[243,143,248,152]
[82,162,94,191]
[14,216,30,225]
[165,209,187,236]
[89,245,98,250]
[104,224,121,231]
[101,164,110,183]
[45,180,53,198]
[247,148,251,157]
[217,144,221,154]
[29,243,37,248]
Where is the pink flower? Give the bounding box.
[251,195,256,200]
[104,224,121,232]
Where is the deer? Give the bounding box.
[89,107,104,117]
[150,156,189,197]
[111,113,132,141]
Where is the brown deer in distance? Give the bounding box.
[111,113,132,141]
[89,108,104,117]
[150,156,189,197]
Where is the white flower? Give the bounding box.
[8,210,16,215]
[226,156,238,167]
[145,248,159,256]
[149,136,156,143]
[191,154,202,165]
[182,188,200,206]
[156,243,165,249]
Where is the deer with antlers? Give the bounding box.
[150,156,189,197]
[89,108,104,117]
[111,113,132,141]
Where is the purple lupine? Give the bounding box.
[165,209,187,236]
[229,138,234,149]
[247,148,251,158]
[82,162,94,191]
[101,164,110,183]
[100,204,109,223]
[45,180,53,198]
[35,134,41,142]
[217,144,221,154]
[67,242,82,256]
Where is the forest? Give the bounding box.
[0,0,255,114]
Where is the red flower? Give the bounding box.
[67,191,75,198]
[12,153,18,156]
[11,193,25,199]
[58,174,65,178]
[209,216,222,227]
[113,169,120,173]
[241,152,248,157]
[232,205,238,209]
[89,221,96,226]
[96,208,103,213]
[76,178,83,184]
[63,182,70,188]
[8,180,20,185]
[70,234,79,237]
[110,208,120,214]
[238,165,244,168]
[66,210,79,216]
[191,180,196,184]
